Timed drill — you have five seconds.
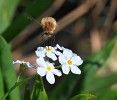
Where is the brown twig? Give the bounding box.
[100,0,117,46]
[103,0,117,34]
[90,0,108,52]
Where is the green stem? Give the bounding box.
[16,72,22,83]
[0,75,36,100]
[56,65,61,69]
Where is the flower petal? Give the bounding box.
[46,72,55,84]
[52,69,62,76]
[61,47,65,50]
[37,47,44,50]
[54,50,62,56]
[26,62,36,68]
[72,55,81,60]
[63,49,73,59]
[72,56,83,66]
[58,55,67,64]
[35,50,45,57]
[55,44,63,50]
[47,52,57,61]
[73,53,77,57]
[46,61,55,69]
[61,64,70,74]
[36,58,46,67]
[70,65,81,74]
[37,67,46,76]
[13,60,22,64]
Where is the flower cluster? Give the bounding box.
[13,44,83,84]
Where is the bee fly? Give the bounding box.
[24,13,57,45]
[41,17,57,38]
[41,17,57,46]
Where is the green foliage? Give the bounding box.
[84,73,117,92]
[2,0,53,42]
[81,40,116,92]
[1,75,36,100]
[0,0,20,34]
[98,89,117,100]
[0,65,5,99]
[0,36,20,100]
[31,76,48,100]
[24,83,31,100]
[71,93,97,100]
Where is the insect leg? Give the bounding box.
[48,36,50,46]
[41,32,45,43]
[52,34,55,46]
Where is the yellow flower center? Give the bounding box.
[46,47,52,52]
[47,66,52,71]
[67,60,72,65]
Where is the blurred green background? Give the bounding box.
[0,0,117,100]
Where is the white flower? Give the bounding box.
[55,44,63,50]
[35,46,61,61]
[59,49,83,75]
[13,60,35,68]
[36,57,62,84]
[55,44,66,51]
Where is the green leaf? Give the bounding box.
[0,0,20,34]
[31,75,48,100]
[82,40,117,92]
[1,75,36,100]
[0,66,5,99]
[82,73,117,100]
[70,93,97,100]
[84,73,117,93]
[49,74,81,100]
[0,36,20,100]
[98,88,117,100]
[24,83,30,100]
[2,0,53,42]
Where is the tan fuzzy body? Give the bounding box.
[41,17,57,34]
